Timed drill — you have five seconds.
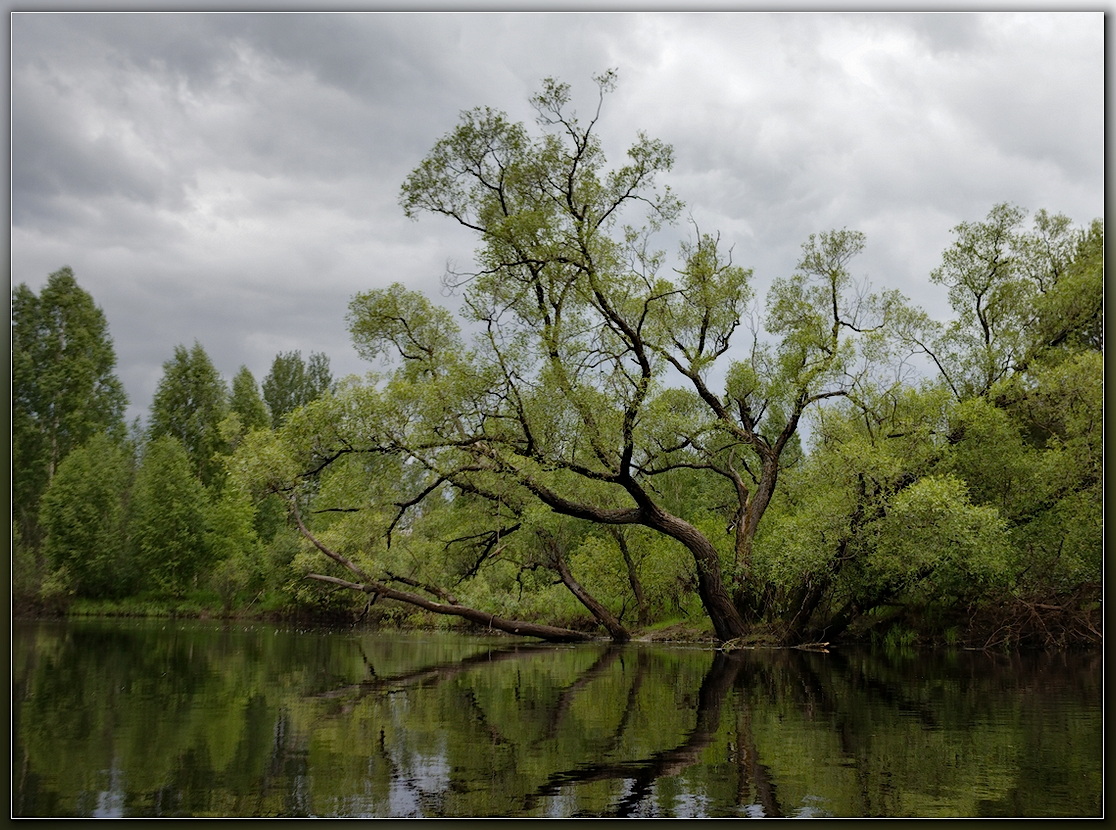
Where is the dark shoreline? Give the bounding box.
[12,601,1101,652]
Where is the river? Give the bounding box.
[11,617,1102,817]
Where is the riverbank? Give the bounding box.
[13,587,1100,651]
[14,594,720,645]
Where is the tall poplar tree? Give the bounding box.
[229,365,271,434]
[12,267,127,551]
[262,350,333,426]
[148,342,229,488]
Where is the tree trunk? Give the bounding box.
[610,527,650,627]
[782,577,829,642]
[651,511,748,641]
[732,457,780,618]
[551,545,630,642]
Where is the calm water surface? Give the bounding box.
[11,618,1102,817]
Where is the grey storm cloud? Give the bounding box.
[10,11,1104,426]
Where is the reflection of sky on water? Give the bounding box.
[546,791,576,818]
[91,762,126,818]
[794,794,836,817]
[383,695,451,817]
[670,789,713,818]
[387,744,451,817]
[387,775,420,817]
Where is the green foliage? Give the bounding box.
[205,481,267,606]
[224,76,1101,643]
[651,230,753,375]
[257,530,306,605]
[1008,349,1102,463]
[754,384,948,582]
[38,564,78,612]
[755,207,1101,641]
[148,342,229,488]
[12,267,127,549]
[926,203,1101,400]
[129,435,213,596]
[387,72,923,638]
[39,433,134,598]
[939,347,1102,592]
[868,474,1011,596]
[1022,214,1103,360]
[929,203,1031,398]
[11,522,40,604]
[262,350,333,426]
[228,365,271,434]
[569,527,700,623]
[941,396,1047,517]
[227,426,302,498]
[347,287,463,375]
[10,80,1100,644]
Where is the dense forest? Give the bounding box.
[12,75,1102,649]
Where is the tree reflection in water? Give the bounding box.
[524,650,776,817]
[11,621,1103,818]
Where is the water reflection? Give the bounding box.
[524,650,744,817]
[11,619,1102,818]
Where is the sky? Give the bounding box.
[10,11,1105,426]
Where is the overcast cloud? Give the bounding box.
[10,11,1105,425]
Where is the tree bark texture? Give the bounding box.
[649,511,749,641]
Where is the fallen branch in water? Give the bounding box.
[720,636,830,653]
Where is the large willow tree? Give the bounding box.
[240,72,908,642]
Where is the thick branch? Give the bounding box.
[304,573,595,642]
[383,571,460,605]
[292,501,594,642]
[549,540,630,642]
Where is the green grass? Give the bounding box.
[68,593,220,618]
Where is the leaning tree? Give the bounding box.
[238,72,909,642]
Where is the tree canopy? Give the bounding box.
[12,267,127,550]
[12,76,1101,649]
[226,73,1101,647]
[148,342,230,489]
[262,350,333,427]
